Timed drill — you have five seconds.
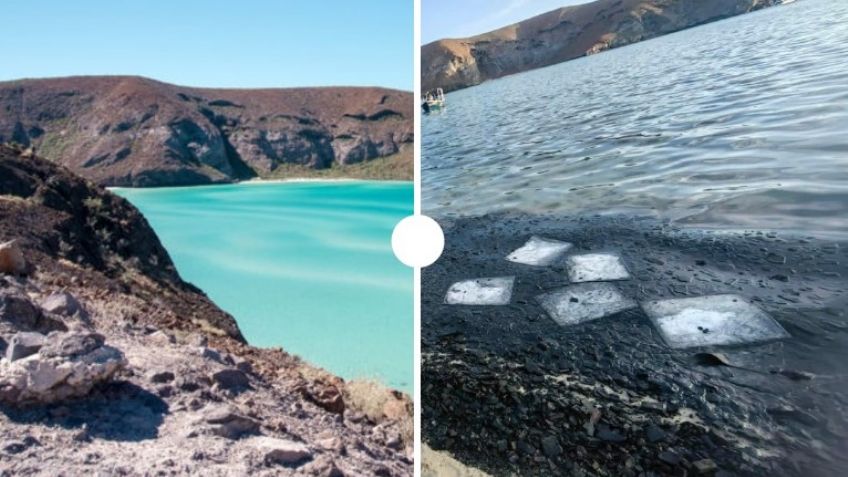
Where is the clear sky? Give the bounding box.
[0,0,412,90]
[423,0,589,44]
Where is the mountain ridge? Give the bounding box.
[0,76,413,186]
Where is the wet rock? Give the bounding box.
[0,331,126,405]
[693,458,718,474]
[541,435,562,457]
[249,436,312,465]
[200,405,259,439]
[0,240,26,275]
[40,292,87,319]
[645,423,667,443]
[694,352,731,367]
[771,368,814,381]
[584,408,602,436]
[658,450,681,466]
[212,368,249,390]
[596,424,626,443]
[5,331,45,362]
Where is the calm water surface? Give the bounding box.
[115,181,413,392]
[423,0,848,239]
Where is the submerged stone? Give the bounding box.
[445,277,515,305]
[506,236,573,266]
[536,282,637,326]
[642,294,790,349]
[566,252,630,282]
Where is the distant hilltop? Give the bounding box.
[0,76,413,186]
[422,0,783,93]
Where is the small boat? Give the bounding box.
[422,88,445,113]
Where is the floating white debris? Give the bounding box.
[506,236,573,266]
[566,252,630,282]
[642,294,790,349]
[536,282,637,326]
[445,277,515,305]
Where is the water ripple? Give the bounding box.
[423,0,848,239]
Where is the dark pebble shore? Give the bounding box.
[422,213,848,476]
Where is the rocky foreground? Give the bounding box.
[422,0,783,93]
[423,214,848,476]
[0,76,413,186]
[0,144,412,476]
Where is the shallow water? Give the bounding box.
[423,0,848,239]
[115,181,413,392]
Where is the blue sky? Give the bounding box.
[423,0,588,43]
[0,0,412,90]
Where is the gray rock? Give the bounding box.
[40,292,88,319]
[212,368,249,390]
[0,240,26,275]
[5,331,45,362]
[148,370,175,384]
[693,458,718,474]
[201,405,259,439]
[147,330,175,345]
[197,346,223,363]
[541,435,562,457]
[645,423,667,443]
[39,332,105,358]
[596,425,626,443]
[0,331,126,405]
[2,436,38,455]
[658,451,681,466]
[249,436,312,465]
[0,292,42,331]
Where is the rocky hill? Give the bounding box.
[0,144,412,475]
[422,0,781,93]
[0,76,413,186]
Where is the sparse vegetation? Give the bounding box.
[262,145,413,181]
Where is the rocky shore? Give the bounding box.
[422,213,848,476]
[0,144,413,475]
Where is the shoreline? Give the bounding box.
[423,212,848,475]
[108,176,413,192]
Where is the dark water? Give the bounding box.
[423,0,848,240]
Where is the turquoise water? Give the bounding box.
[114,181,413,392]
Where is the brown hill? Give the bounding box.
[0,76,413,186]
[422,0,780,93]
